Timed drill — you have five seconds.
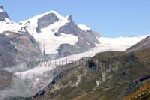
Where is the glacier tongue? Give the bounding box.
[99,36,147,51]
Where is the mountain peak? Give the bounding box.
[28,10,66,21]
[0,6,10,22]
[66,15,72,21]
[0,6,4,11]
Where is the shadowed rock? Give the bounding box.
[0,70,12,90]
[0,31,42,69]
[36,13,59,33]
[0,6,10,21]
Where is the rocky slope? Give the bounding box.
[0,31,42,69]
[0,6,42,69]
[0,6,10,22]
[0,70,12,90]
[127,36,150,52]
[27,48,150,100]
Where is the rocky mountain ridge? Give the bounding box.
[127,36,150,52]
[0,6,100,60]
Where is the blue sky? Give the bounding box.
[0,0,150,37]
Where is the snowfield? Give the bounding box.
[0,8,4,12]
[0,22,21,33]
[99,36,147,51]
[33,31,78,54]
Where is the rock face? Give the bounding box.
[126,36,150,52]
[57,21,100,58]
[0,34,17,68]
[0,31,42,69]
[0,6,42,69]
[0,31,43,99]
[36,13,59,33]
[0,70,12,90]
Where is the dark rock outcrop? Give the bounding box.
[57,21,99,57]
[36,13,59,33]
[0,6,10,21]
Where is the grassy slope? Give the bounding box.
[32,49,150,100]
[73,49,150,100]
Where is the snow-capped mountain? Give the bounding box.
[0,6,149,99]
[19,11,100,59]
[0,7,101,99]
[0,6,24,34]
[0,6,100,60]
[0,6,10,22]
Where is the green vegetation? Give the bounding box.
[31,49,150,100]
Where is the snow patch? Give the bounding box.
[99,36,147,51]
[0,22,21,33]
[78,24,91,31]
[0,8,4,12]
[34,31,78,54]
